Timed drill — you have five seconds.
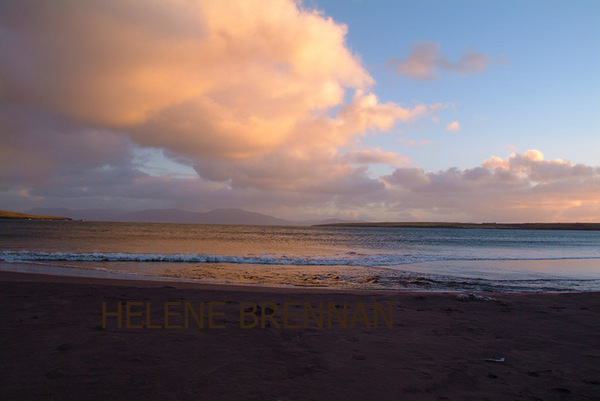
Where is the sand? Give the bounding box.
[1,271,599,400]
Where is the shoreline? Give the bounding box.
[0,262,406,294]
[2,270,599,400]
[2,258,599,293]
[0,269,396,295]
[3,268,598,295]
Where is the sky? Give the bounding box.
[1,0,599,222]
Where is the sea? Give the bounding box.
[1,220,599,292]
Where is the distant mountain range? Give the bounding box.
[8,208,597,230]
[24,207,363,226]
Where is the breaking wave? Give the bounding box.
[1,251,598,267]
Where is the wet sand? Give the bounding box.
[1,270,599,400]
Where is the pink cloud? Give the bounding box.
[445,121,460,132]
[340,149,410,165]
[0,0,434,193]
[0,3,597,223]
[399,138,434,147]
[382,150,600,222]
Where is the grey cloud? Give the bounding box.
[384,167,430,188]
[0,105,134,189]
[388,41,494,81]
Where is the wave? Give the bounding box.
[1,251,598,266]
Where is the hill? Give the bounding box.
[25,207,293,225]
[0,210,71,221]
[118,208,292,225]
[315,222,600,231]
[23,207,365,225]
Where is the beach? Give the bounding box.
[1,270,599,400]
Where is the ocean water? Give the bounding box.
[1,220,599,292]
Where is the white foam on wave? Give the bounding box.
[1,250,598,267]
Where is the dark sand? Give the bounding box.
[1,271,599,400]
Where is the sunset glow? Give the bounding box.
[1,0,598,222]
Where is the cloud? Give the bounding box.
[399,138,434,147]
[340,149,410,165]
[3,118,598,223]
[0,2,597,223]
[0,105,135,190]
[445,121,460,132]
[382,150,600,222]
[0,0,433,193]
[387,41,494,81]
